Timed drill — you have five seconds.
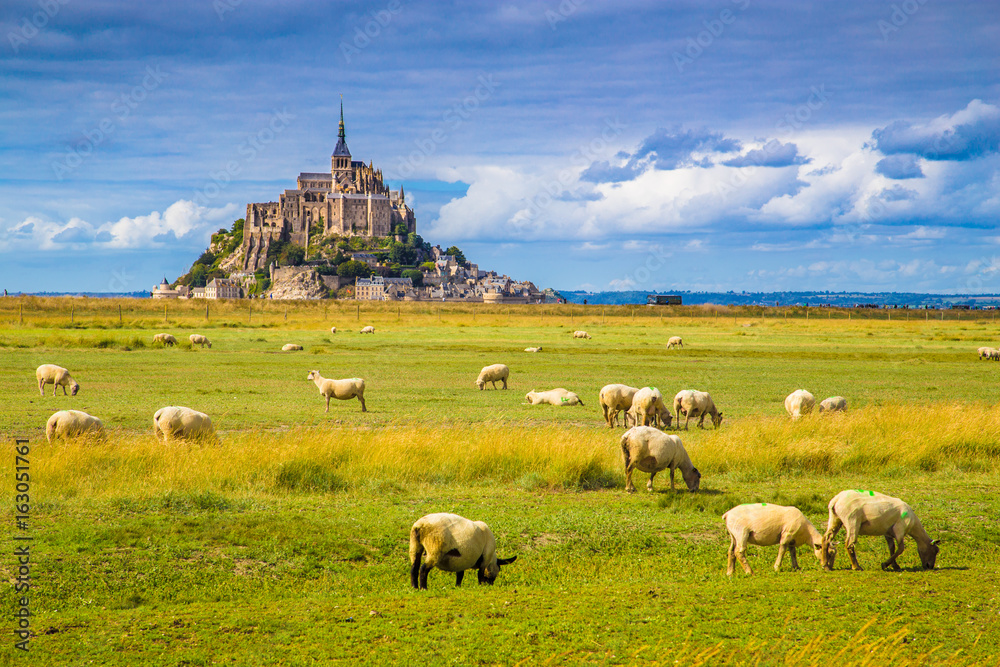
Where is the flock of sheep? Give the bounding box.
[32,326,941,587]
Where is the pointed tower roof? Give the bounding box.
[332,98,351,158]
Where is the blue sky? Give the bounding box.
[1,0,998,294]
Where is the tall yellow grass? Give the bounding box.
[13,403,999,501]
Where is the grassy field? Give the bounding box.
[1,297,999,665]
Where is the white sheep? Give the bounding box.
[525,388,584,406]
[524,347,542,353]
[620,425,700,493]
[599,383,639,428]
[723,503,834,576]
[978,346,991,360]
[572,330,592,339]
[35,364,80,396]
[409,513,517,589]
[818,396,847,413]
[823,489,940,571]
[360,325,375,334]
[672,389,723,430]
[330,327,337,334]
[282,344,304,351]
[45,410,104,443]
[153,406,215,442]
[627,387,672,428]
[307,370,366,412]
[476,363,509,390]
[666,336,683,349]
[990,349,1000,361]
[189,334,212,348]
[152,333,177,346]
[784,389,814,419]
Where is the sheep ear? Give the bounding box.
[497,556,517,566]
[931,539,940,546]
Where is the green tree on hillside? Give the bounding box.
[445,246,466,265]
[337,260,374,279]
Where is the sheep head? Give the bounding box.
[712,411,724,428]
[478,556,517,585]
[683,467,701,492]
[815,540,836,570]
[70,381,80,396]
[920,540,940,570]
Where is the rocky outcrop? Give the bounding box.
[267,268,328,300]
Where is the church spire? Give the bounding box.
[332,95,351,159]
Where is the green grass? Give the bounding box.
[1,298,999,665]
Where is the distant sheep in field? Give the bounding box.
[599,383,640,428]
[818,396,847,413]
[991,349,1000,361]
[307,370,366,412]
[476,364,509,390]
[153,406,215,443]
[666,336,683,349]
[525,388,584,406]
[409,513,517,590]
[282,344,304,351]
[672,389,723,430]
[46,410,104,443]
[723,503,834,576]
[620,426,700,493]
[627,387,672,428]
[978,346,991,360]
[35,364,80,396]
[330,327,337,334]
[573,331,591,339]
[784,390,814,419]
[524,347,542,353]
[189,334,212,348]
[823,489,939,571]
[152,333,177,346]
[360,326,375,334]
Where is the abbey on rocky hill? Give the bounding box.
[241,102,415,271]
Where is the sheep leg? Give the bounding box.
[455,570,465,587]
[697,414,706,429]
[774,543,787,572]
[325,396,331,413]
[501,377,507,390]
[735,545,753,575]
[845,532,863,571]
[38,379,45,396]
[418,563,432,590]
[646,471,656,492]
[881,534,904,572]
[726,534,738,576]
[409,556,422,589]
[788,545,800,571]
[359,395,367,412]
[683,414,690,431]
[669,467,676,491]
[624,465,636,493]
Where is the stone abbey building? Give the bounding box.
[241,103,415,271]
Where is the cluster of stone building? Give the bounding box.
[152,277,241,300]
[355,246,542,303]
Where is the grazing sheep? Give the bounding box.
[818,396,847,413]
[476,363,509,390]
[307,370,366,412]
[45,410,104,443]
[627,387,672,428]
[189,334,212,348]
[409,513,517,590]
[978,346,991,360]
[153,406,215,443]
[572,330,592,339]
[35,364,80,396]
[599,383,640,428]
[620,425,700,493]
[282,344,304,351]
[152,333,177,346]
[991,349,1000,361]
[360,325,375,334]
[330,327,337,334]
[672,389,723,430]
[823,490,940,571]
[784,389,814,419]
[666,336,683,349]
[524,347,542,353]
[723,503,834,576]
[525,388,584,406]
